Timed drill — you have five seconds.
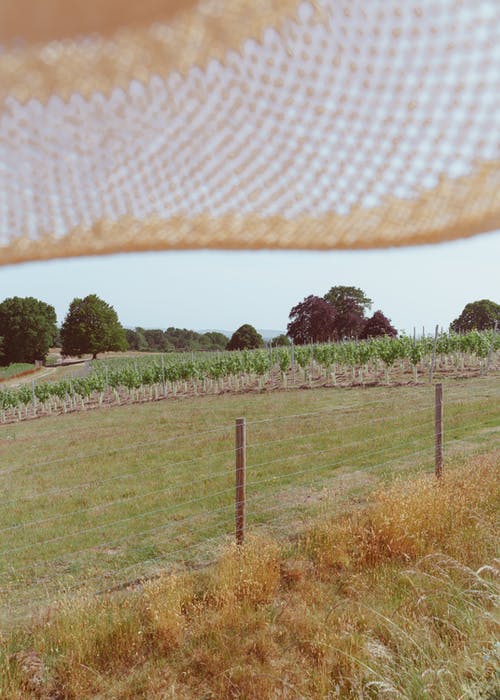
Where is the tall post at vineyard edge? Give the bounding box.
[435,383,443,479]
[235,418,246,545]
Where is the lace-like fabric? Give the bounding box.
[1,0,499,265]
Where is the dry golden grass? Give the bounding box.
[1,451,498,699]
[305,451,499,574]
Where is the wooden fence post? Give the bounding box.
[235,418,246,545]
[435,383,443,478]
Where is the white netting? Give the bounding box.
[0,0,499,265]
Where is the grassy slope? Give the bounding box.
[0,377,499,626]
[0,364,35,380]
[0,452,498,699]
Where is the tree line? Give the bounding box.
[126,327,229,353]
[0,291,498,366]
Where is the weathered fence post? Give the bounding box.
[235,417,246,545]
[435,383,443,478]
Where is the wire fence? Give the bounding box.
[0,378,498,627]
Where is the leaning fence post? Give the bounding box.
[435,383,443,478]
[235,417,246,545]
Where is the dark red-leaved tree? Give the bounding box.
[287,295,337,344]
[361,310,398,339]
[450,299,500,333]
[331,297,366,339]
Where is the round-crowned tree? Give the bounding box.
[361,311,398,339]
[323,285,372,339]
[0,296,58,364]
[287,295,336,344]
[450,299,500,333]
[324,285,372,314]
[61,294,127,359]
[227,324,264,350]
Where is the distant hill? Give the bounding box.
[197,329,285,341]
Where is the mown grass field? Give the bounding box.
[0,452,498,699]
[0,375,498,628]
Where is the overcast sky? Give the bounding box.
[0,230,498,336]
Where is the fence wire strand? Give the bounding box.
[1,412,497,546]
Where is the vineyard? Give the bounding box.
[0,330,498,422]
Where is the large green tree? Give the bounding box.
[450,299,500,333]
[324,285,372,339]
[227,324,263,350]
[61,294,127,359]
[0,296,57,364]
[324,286,372,316]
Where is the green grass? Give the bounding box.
[0,364,35,380]
[0,453,498,699]
[0,375,498,627]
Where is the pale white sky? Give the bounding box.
[0,230,498,335]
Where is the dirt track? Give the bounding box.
[1,361,90,388]
[1,366,56,388]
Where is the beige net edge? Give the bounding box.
[3,161,499,266]
[0,0,303,104]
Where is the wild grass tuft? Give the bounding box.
[304,452,499,575]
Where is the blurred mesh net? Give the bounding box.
[0,0,499,265]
